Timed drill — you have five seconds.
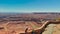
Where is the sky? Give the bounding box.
[0,0,60,13]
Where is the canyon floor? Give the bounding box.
[0,21,43,34]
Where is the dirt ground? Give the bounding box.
[53,24,60,34]
[42,23,60,34]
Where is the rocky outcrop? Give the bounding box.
[19,21,60,34]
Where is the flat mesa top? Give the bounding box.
[42,23,60,34]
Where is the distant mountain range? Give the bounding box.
[0,12,60,14]
[34,12,60,14]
